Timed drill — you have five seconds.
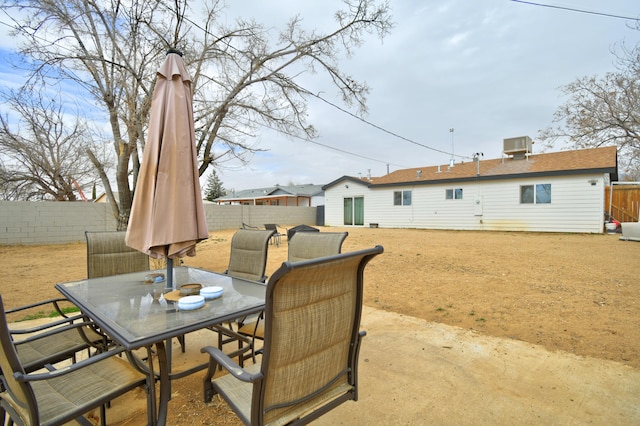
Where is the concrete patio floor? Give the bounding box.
[316,306,640,425]
[11,306,640,425]
[176,306,640,425]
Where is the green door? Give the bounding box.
[354,197,364,225]
[343,197,364,226]
[343,198,353,225]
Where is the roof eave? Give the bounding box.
[323,176,371,190]
[369,166,618,188]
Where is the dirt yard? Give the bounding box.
[2,226,639,424]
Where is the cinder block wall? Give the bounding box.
[0,201,117,244]
[0,201,317,245]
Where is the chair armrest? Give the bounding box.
[10,313,89,335]
[13,319,103,347]
[7,297,69,314]
[14,344,130,382]
[7,297,75,319]
[201,345,262,383]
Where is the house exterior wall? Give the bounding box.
[310,195,324,207]
[324,173,607,233]
[324,180,369,226]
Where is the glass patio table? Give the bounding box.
[56,266,265,425]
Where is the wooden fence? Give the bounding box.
[605,184,640,223]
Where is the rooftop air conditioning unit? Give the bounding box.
[503,136,532,155]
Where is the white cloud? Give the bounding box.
[215,0,640,190]
[2,1,639,192]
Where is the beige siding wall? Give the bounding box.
[324,180,370,227]
[324,174,606,233]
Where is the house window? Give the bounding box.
[393,190,412,206]
[446,188,463,199]
[520,184,551,204]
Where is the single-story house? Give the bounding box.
[95,191,119,204]
[323,143,618,233]
[215,184,325,207]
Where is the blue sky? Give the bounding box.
[1,1,639,192]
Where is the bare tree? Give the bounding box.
[4,0,392,228]
[538,27,640,180]
[0,89,97,201]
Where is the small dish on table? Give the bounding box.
[144,273,165,284]
[177,295,205,311]
[179,283,202,296]
[200,286,224,300]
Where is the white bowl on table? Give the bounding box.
[200,286,224,300]
[177,295,205,310]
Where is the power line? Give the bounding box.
[2,9,464,165]
[3,9,463,164]
[1,15,409,170]
[256,122,408,168]
[308,91,468,159]
[178,13,465,161]
[510,0,640,21]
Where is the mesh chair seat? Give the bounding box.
[85,231,150,278]
[16,326,106,373]
[3,356,147,426]
[287,231,348,263]
[224,229,275,282]
[213,229,275,366]
[0,296,153,425]
[237,232,349,355]
[202,246,383,425]
[7,298,108,374]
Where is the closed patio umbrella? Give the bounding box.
[126,49,208,289]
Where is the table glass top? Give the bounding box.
[56,266,265,348]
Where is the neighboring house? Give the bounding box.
[215,184,325,207]
[323,142,618,233]
[94,192,119,204]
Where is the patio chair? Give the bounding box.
[201,245,383,425]
[223,229,275,282]
[0,295,154,426]
[7,298,108,374]
[211,229,275,366]
[236,231,350,355]
[85,231,150,278]
[263,224,287,247]
[287,231,349,263]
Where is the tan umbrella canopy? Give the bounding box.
[126,49,208,289]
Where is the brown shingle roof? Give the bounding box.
[364,146,618,186]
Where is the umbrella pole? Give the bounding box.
[166,255,175,398]
[167,257,174,290]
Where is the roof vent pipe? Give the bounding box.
[417,170,422,178]
[473,152,484,176]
